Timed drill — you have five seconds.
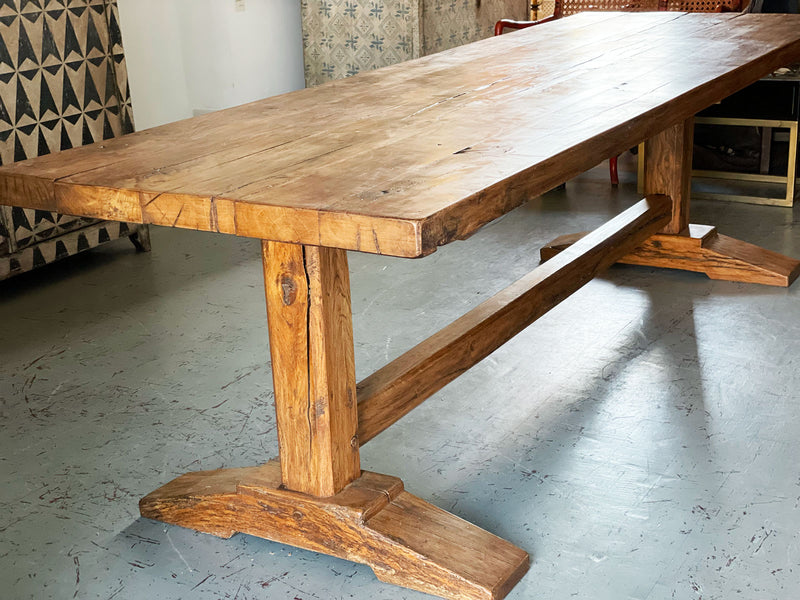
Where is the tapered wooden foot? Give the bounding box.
[140,461,529,600]
[541,224,800,287]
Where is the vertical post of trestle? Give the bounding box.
[643,117,694,235]
[262,241,361,497]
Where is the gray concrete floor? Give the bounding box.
[2,163,800,600]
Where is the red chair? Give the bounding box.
[496,0,661,186]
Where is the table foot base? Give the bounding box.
[140,461,529,600]
[128,227,152,252]
[541,224,800,287]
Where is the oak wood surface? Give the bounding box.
[1,13,800,257]
[140,461,530,600]
[10,12,798,600]
[541,224,800,286]
[356,195,671,444]
[263,242,361,496]
[643,118,694,234]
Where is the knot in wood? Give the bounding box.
[280,275,298,305]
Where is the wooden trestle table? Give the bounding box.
[2,12,800,600]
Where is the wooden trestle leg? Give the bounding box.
[542,118,800,287]
[140,241,529,600]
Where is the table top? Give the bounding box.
[1,12,799,258]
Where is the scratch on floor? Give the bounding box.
[191,573,215,591]
[166,530,194,572]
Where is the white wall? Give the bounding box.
[117,0,305,130]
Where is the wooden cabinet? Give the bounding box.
[301,0,529,87]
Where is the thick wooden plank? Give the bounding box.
[1,14,800,256]
[643,117,694,234]
[541,224,800,286]
[140,462,529,600]
[620,225,800,286]
[368,493,530,599]
[262,242,360,496]
[356,195,672,444]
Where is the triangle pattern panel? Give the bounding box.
[0,0,134,251]
[106,1,122,54]
[0,1,17,17]
[63,7,84,60]
[84,8,105,58]
[0,203,11,254]
[38,69,57,117]
[21,1,44,13]
[1,16,20,74]
[0,77,13,127]
[15,66,39,124]
[0,220,148,280]
[40,13,62,66]
[10,204,97,247]
[17,12,41,71]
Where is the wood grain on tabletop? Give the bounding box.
[2,13,800,257]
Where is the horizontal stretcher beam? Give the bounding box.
[356,194,672,445]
